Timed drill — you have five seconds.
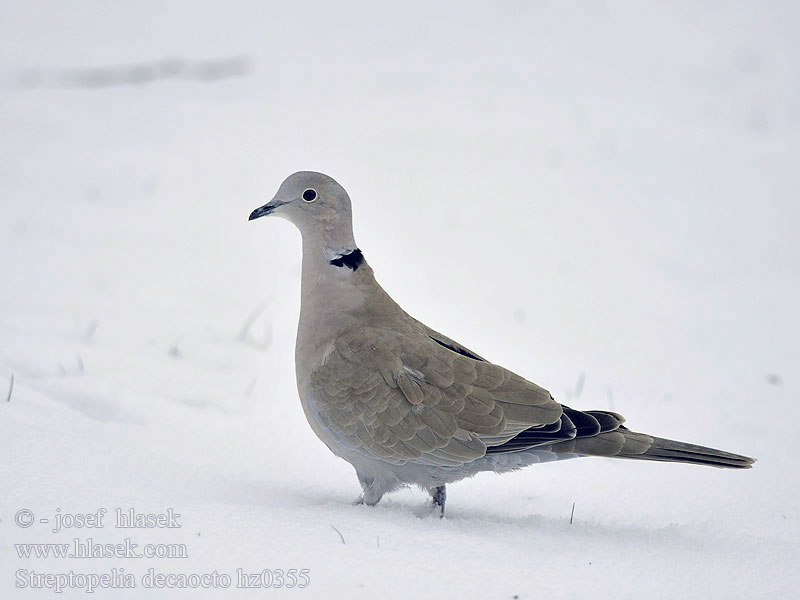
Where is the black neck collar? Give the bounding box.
[329,248,364,271]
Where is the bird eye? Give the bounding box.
[302,189,317,202]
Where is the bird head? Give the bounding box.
[249,171,355,250]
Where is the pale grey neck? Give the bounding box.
[296,231,366,359]
[299,232,358,290]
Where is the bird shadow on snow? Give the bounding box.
[204,474,787,558]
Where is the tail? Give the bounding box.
[611,427,756,468]
[493,406,756,469]
[550,418,755,469]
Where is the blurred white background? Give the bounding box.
[1,1,798,598]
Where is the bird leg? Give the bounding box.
[355,474,385,506]
[431,485,446,518]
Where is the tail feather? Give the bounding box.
[494,405,757,469]
[621,434,756,469]
[551,425,755,469]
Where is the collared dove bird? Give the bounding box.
[249,171,755,516]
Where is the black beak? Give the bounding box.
[248,203,275,221]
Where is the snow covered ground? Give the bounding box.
[1,1,799,598]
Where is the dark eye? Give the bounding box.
[302,188,317,202]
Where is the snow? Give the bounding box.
[1,1,799,598]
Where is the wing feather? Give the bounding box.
[308,325,563,464]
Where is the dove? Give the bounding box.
[248,171,755,516]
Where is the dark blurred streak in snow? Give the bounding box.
[766,374,782,386]
[10,55,253,90]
